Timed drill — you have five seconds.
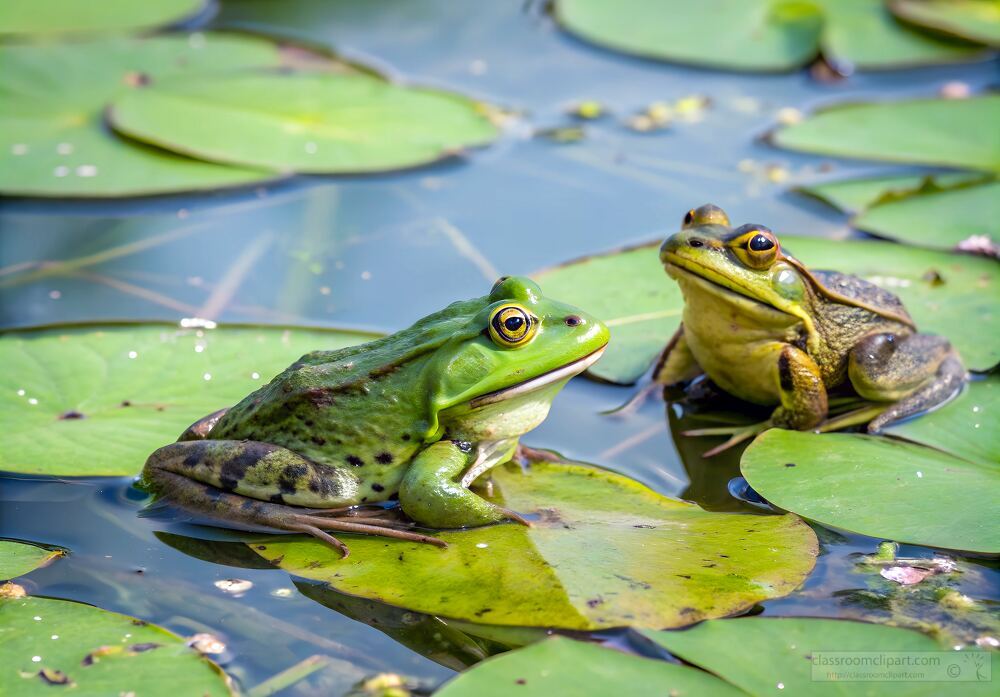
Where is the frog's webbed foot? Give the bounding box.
[513,443,562,466]
[284,512,448,559]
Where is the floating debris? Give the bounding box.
[568,100,605,120]
[214,578,252,595]
[188,633,226,655]
[534,125,587,143]
[775,107,803,126]
[940,81,971,99]
[0,582,26,598]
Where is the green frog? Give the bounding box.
[141,277,609,556]
[656,204,966,455]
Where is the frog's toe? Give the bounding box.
[291,513,448,550]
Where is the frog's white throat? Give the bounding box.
[468,344,607,409]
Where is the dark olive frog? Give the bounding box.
[141,277,609,556]
[656,204,966,454]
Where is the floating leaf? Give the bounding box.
[434,636,742,696]
[0,35,282,198]
[798,172,989,214]
[0,0,205,38]
[852,181,1000,253]
[642,617,996,696]
[108,71,500,173]
[772,95,1000,173]
[536,235,999,383]
[554,0,981,72]
[0,541,62,580]
[741,377,999,553]
[891,0,1000,47]
[0,596,231,696]
[249,458,817,630]
[534,244,681,384]
[0,323,377,477]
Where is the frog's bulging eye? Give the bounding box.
[735,226,779,269]
[489,304,536,348]
[749,234,774,252]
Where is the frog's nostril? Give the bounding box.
[688,239,704,248]
[564,315,582,327]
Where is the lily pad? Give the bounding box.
[642,617,996,696]
[851,181,1000,253]
[108,71,500,173]
[891,0,1000,47]
[741,377,999,553]
[249,457,818,630]
[0,323,376,477]
[434,636,742,696]
[0,541,62,580]
[0,34,282,198]
[536,235,999,383]
[0,596,231,696]
[0,0,205,38]
[771,95,1000,173]
[798,172,989,214]
[554,0,981,72]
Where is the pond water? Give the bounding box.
[1,0,997,694]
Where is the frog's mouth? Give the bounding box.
[664,259,785,315]
[468,344,607,408]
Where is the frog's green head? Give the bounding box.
[421,276,609,440]
[659,204,809,313]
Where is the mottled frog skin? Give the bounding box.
[656,205,966,453]
[142,277,609,555]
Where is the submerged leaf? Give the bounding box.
[250,457,817,630]
[0,596,231,696]
[108,71,500,173]
[554,0,982,72]
[0,323,377,476]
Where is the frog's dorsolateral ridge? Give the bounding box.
[657,204,967,456]
[141,276,609,556]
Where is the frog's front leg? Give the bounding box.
[849,333,966,432]
[142,440,445,557]
[399,440,526,529]
[654,324,703,386]
[770,344,828,430]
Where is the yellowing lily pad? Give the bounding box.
[107,71,500,173]
[741,377,1000,553]
[0,596,231,696]
[772,95,1000,173]
[642,617,996,696]
[536,235,999,383]
[0,323,377,477]
[249,458,818,631]
[434,636,743,697]
[0,35,282,198]
[554,0,982,72]
[0,0,205,38]
[0,541,62,580]
[890,0,1000,47]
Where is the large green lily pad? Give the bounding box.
[535,235,999,383]
[554,0,981,72]
[741,377,999,553]
[434,636,743,696]
[0,541,62,580]
[772,95,1000,173]
[0,0,205,38]
[891,0,1000,47]
[0,323,376,477]
[643,617,996,696]
[108,71,500,173]
[798,172,989,214]
[249,458,817,630]
[0,35,282,198]
[0,596,231,696]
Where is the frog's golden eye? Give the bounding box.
[489,304,536,348]
[736,226,779,269]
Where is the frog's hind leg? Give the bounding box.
[849,333,967,433]
[142,439,445,557]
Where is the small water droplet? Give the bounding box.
[777,683,785,690]
[17,389,25,396]
[56,143,73,155]
[32,655,41,662]
[128,351,138,359]
[974,423,981,429]
[916,471,923,478]
[53,166,69,177]
[76,164,98,177]
[251,372,260,380]
[475,542,488,549]
[194,344,205,353]
[33,616,42,621]
[51,635,59,640]
[27,398,38,405]
[203,373,212,381]
[972,406,980,413]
